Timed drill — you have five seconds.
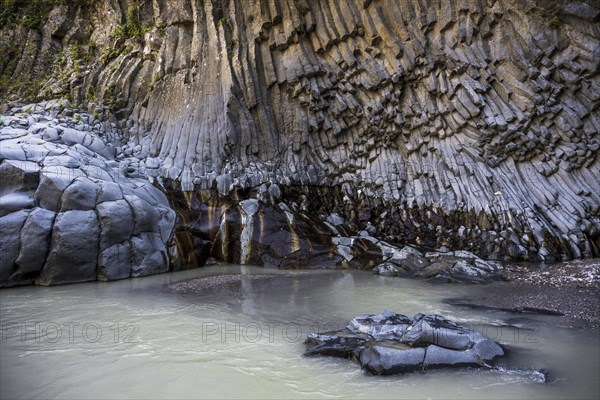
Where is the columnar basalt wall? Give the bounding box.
[1,0,599,265]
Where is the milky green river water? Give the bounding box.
[1,265,598,399]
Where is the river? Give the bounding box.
[1,265,598,399]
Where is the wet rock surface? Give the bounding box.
[305,311,505,375]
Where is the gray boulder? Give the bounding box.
[360,345,426,375]
[305,311,505,376]
[14,208,56,277]
[0,160,40,196]
[125,195,161,234]
[0,113,177,286]
[98,242,132,281]
[374,248,504,284]
[423,345,481,370]
[35,167,83,211]
[96,199,134,250]
[36,210,100,285]
[130,232,168,277]
[59,178,100,211]
[372,262,402,276]
[0,191,35,217]
[0,210,31,286]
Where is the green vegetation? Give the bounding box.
[115,2,142,38]
[0,119,4,126]
[295,2,309,16]
[102,83,119,107]
[157,23,166,37]
[57,50,67,68]
[0,74,49,102]
[86,86,97,103]
[100,46,122,65]
[114,0,157,39]
[0,0,94,30]
[217,17,232,30]
[71,42,95,63]
[549,17,561,28]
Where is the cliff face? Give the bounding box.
[1,0,599,266]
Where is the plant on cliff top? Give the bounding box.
[549,17,561,28]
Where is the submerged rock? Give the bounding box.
[305,311,505,375]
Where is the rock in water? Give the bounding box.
[305,311,505,375]
[1,0,600,284]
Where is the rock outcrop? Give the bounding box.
[0,100,175,286]
[1,0,599,284]
[305,310,506,375]
[373,247,504,283]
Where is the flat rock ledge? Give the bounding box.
[305,311,504,375]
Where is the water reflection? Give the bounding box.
[1,265,598,399]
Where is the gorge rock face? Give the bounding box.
[305,311,505,375]
[1,0,599,276]
[0,101,175,287]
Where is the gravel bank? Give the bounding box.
[168,274,281,294]
[447,259,599,330]
[448,283,599,330]
[504,259,600,289]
